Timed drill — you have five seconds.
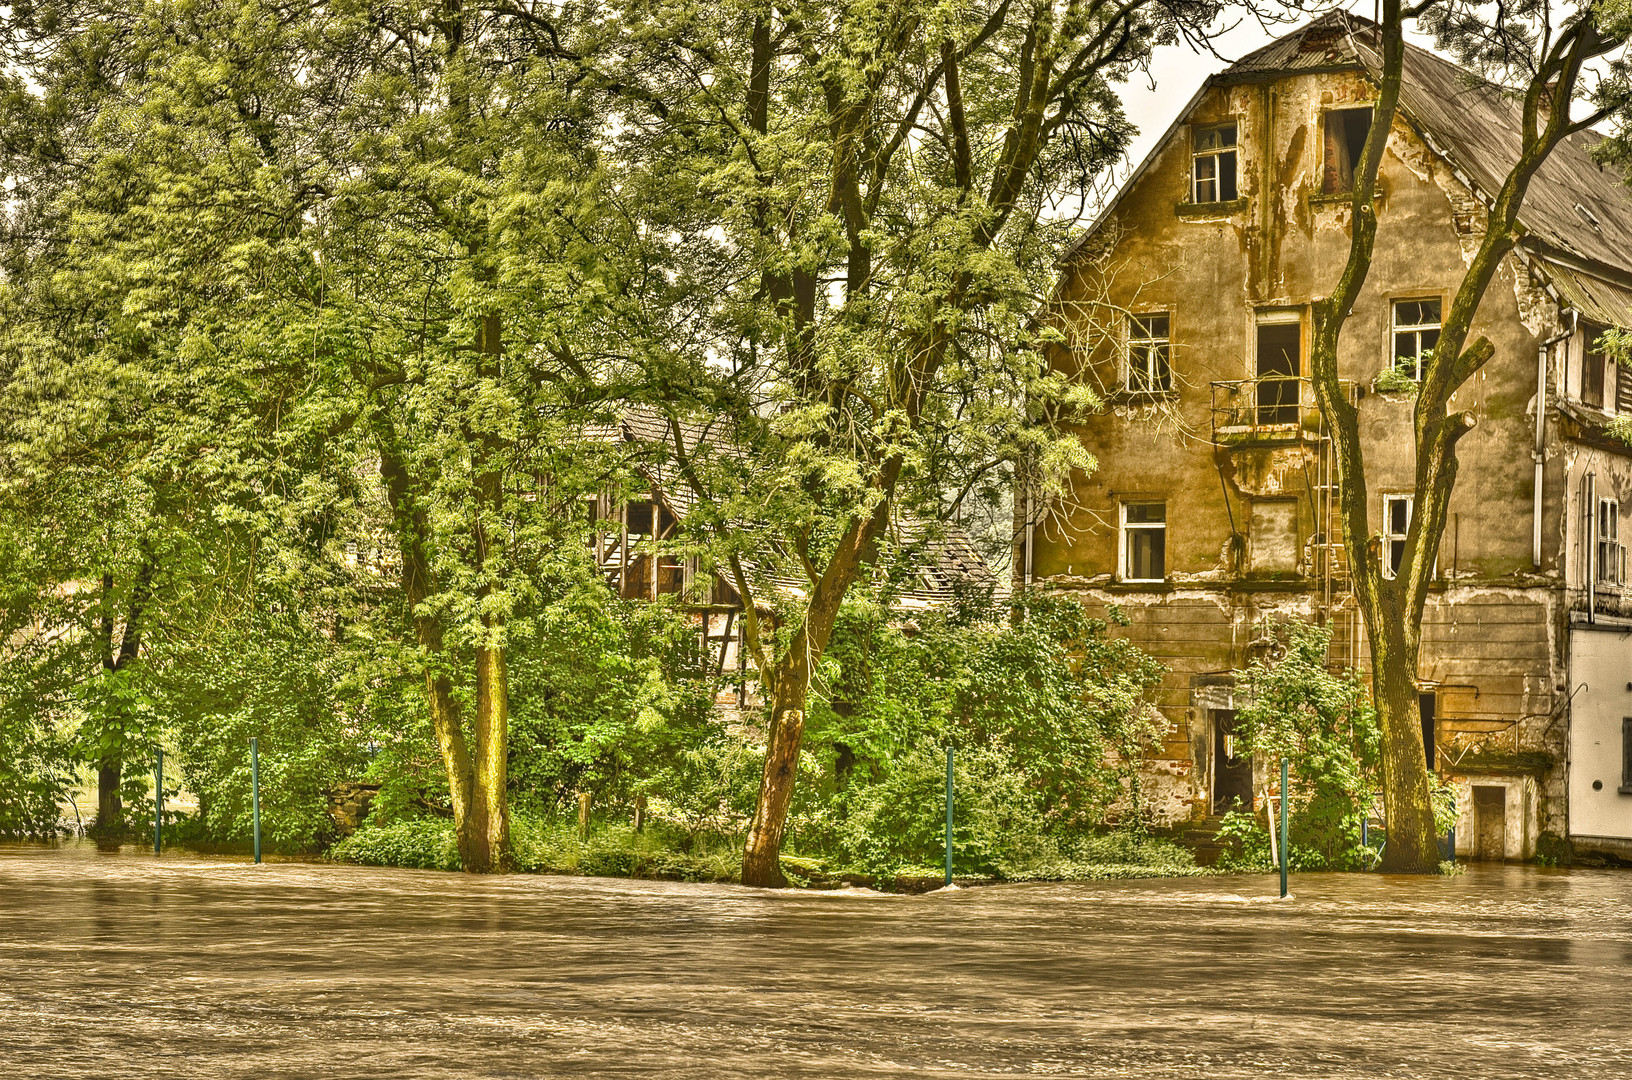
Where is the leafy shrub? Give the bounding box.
[792,589,1167,878]
[1217,619,1381,871]
[331,819,461,871]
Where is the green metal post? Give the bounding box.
[1279,756,1289,898]
[944,745,954,887]
[154,748,163,855]
[250,737,262,865]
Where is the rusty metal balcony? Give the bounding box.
[1209,377,1327,443]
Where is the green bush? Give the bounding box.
[1217,619,1381,872]
[791,589,1167,878]
[331,819,461,871]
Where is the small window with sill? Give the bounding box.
[1192,124,1239,204]
[1121,502,1167,582]
[1127,313,1172,393]
[1598,498,1625,586]
[1391,299,1441,381]
[1382,494,1412,579]
[1321,107,1374,194]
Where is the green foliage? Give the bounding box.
[334,818,743,882]
[161,611,372,852]
[1372,364,1422,396]
[332,820,462,873]
[1218,619,1382,872]
[506,590,733,820]
[793,590,1167,877]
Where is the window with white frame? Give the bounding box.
[1382,494,1412,579]
[1192,124,1239,204]
[1127,313,1172,392]
[1598,498,1626,586]
[1391,299,1442,381]
[1121,502,1167,582]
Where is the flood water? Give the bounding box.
[3,844,1630,1078]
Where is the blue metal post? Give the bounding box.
[251,737,262,865]
[154,748,163,855]
[1279,757,1289,898]
[944,745,954,887]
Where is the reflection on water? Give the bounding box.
[2,841,1630,1078]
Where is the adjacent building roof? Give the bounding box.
[589,408,1001,609]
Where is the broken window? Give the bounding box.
[1382,494,1412,579]
[1191,123,1238,204]
[1392,299,1441,381]
[1127,313,1172,392]
[1255,314,1302,424]
[1121,502,1167,581]
[1598,499,1625,586]
[1321,107,1374,194]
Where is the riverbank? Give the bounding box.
[325,819,1213,891]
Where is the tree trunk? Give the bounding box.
[95,764,122,839]
[1368,603,1440,872]
[465,311,511,873]
[741,660,811,887]
[740,505,883,887]
[89,551,154,840]
[377,428,478,860]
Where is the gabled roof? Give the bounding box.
[1064,11,1632,301]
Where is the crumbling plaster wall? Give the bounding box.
[1037,68,1570,827]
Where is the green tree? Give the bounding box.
[617,0,1229,885]
[1308,0,1632,870]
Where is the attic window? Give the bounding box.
[1321,107,1373,194]
[1192,124,1238,204]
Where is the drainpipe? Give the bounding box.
[1535,311,1578,570]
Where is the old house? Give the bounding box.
[1024,13,1632,861]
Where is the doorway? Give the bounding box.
[1256,320,1301,424]
[1473,785,1507,861]
[1212,710,1254,815]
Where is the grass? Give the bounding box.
[330,820,1215,886]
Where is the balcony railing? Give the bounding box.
[1210,376,1321,438]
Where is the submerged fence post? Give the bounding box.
[1279,757,1289,898]
[944,744,954,887]
[154,748,164,855]
[250,737,262,865]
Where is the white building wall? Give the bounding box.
[1567,624,1632,841]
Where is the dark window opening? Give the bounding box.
[1322,107,1374,194]
[1383,494,1413,579]
[1392,298,1441,381]
[1621,717,1632,793]
[624,500,655,537]
[1256,321,1301,424]
[1585,349,1607,409]
[1419,692,1436,770]
[1193,124,1239,204]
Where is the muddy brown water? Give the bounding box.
[2,842,1630,1078]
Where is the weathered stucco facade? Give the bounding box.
[1024,14,1632,861]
